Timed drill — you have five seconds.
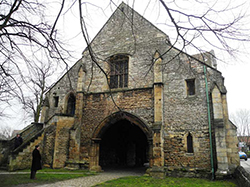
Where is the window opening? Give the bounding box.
[54,96,59,107]
[186,79,195,95]
[187,132,194,153]
[109,55,128,89]
[66,94,76,116]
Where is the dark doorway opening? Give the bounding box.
[99,119,148,169]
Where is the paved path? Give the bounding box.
[240,159,250,173]
[8,167,146,187]
[38,169,144,187]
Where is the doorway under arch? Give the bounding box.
[90,111,152,171]
[100,119,148,168]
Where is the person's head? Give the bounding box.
[16,133,20,137]
[35,145,39,149]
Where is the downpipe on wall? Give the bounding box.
[203,65,215,180]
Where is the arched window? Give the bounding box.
[187,132,194,153]
[66,94,76,116]
[109,55,128,89]
[54,96,59,107]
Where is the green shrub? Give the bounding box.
[247,151,250,157]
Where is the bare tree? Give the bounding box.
[0,125,13,139]
[0,0,71,122]
[77,0,250,62]
[21,55,56,123]
[158,0,249,55]
[1,0,250,126]
[231,109,250,144]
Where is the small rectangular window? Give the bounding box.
[186,79,195,96]
[54,96,59,107]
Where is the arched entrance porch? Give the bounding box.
[90,111,153,171]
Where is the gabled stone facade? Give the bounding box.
[40,2,239,178]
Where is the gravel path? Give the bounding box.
[39,169,144,187]
[13,167,146,187]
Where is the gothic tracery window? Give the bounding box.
[109,55,128,89]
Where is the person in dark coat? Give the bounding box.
[14,133,23,149]
[30,145,42,179]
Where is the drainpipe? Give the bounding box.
[203,65,215,180]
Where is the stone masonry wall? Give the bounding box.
[161,49,226,176]
[8,133,45,171]
[82,3,169,93]
[0,140,8,167]
[52,116,75,168]
[39,3,239,177]
[42,3,169,124]
[42,59,86,123]
[226,112,240,171]
[43,124,56,168]
[80,88,154,160]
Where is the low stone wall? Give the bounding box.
[9,123,44,151]
[65,160,89,170]
[234,166,250,187]
[165,168,211,179]
[8,133,45,171]
[0,139,9,168]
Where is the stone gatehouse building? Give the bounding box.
[3,2,239,179]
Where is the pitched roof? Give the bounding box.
[46,2,222,94]
[82,2,170,56]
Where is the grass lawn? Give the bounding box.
[0,169,238,187]
[0,168,96,187]
[94,176,238,187]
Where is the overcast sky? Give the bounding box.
[2,0,250,131]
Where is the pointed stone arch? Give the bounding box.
[63,92,76,116]
[210,81,227,95]
[92,111,152,140]
[89,111,153,171]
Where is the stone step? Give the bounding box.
[13,134,44,164]
[0,165,7,170]
[18,152,25,156]
[23,148,31,153]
